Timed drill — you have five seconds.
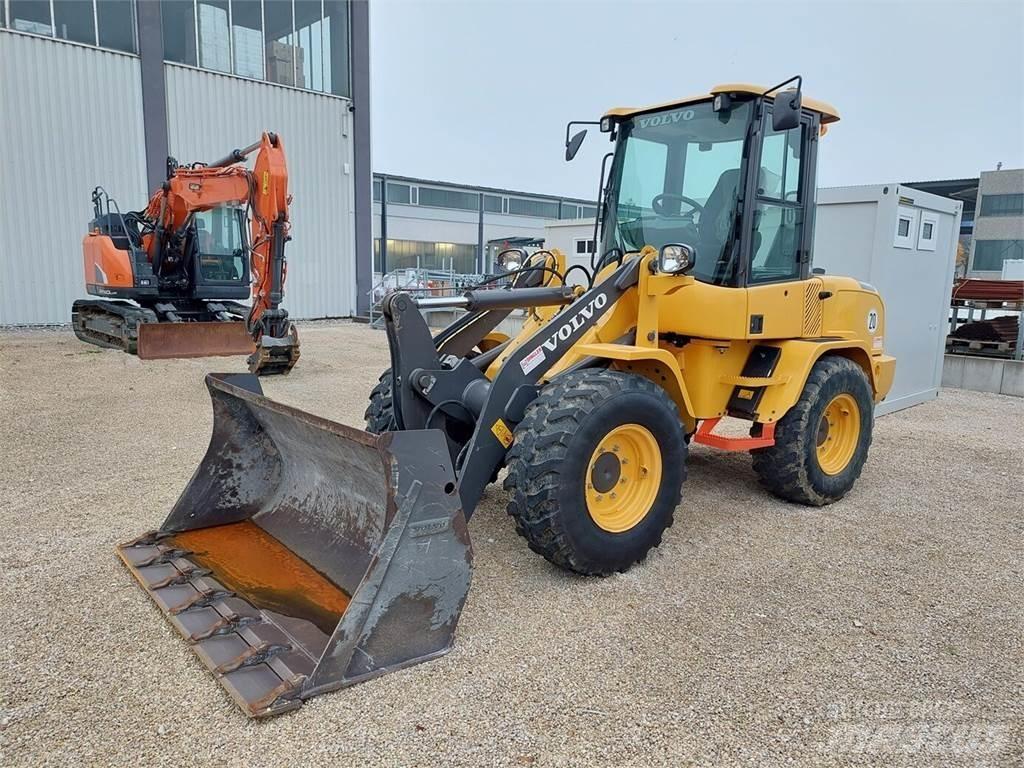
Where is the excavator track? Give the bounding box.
[71,299,156,355]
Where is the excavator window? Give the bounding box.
[193,207,249,285]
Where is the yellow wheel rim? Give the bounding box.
[815,393,861,475]
[585,424,663,533]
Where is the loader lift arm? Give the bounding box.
[383,257,642,516]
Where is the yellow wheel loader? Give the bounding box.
[118,78,895,716]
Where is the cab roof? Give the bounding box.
[603,83,841,124]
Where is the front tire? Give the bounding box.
[503,369,686,576]
[364,370,396,434]
[752,356,874,506]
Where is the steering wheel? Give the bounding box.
[651,193,704,217]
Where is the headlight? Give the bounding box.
[600,117,614,133]
[497,248,525,272]
[657,243,695,274]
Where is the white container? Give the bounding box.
[812,184,963,415]
[1001,259,1024,280]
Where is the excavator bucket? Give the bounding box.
[136,321,256,361]
[117,373,472,717]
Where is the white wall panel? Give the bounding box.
[164,65,353,318]
[0,34,147,324]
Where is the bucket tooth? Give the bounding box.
[250,674,306,716]
[168,586,236,615]
[189,608,259,642]
[118,373,473,717]
[149,565,212,589]
[132,547,193,568]
[214,641,292,675]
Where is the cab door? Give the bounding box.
[743,104,819,339]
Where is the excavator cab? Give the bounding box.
[190,208,251,297]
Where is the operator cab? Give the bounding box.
[188,205,250,299]
[578,81,839,288]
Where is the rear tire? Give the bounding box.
[503,369,686,576]
[751,356,873,506]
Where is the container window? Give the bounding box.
[894,205,916,249]
[917,212,938,251]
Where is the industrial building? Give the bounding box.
[0,0,371,324]
[906,167,1024,278]
[372,174,597,276]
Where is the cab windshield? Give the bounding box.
[193,206,248,284]
[601,100,753,285]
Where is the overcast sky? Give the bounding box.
[369,0,1024,199]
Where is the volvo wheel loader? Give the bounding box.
[73,132,299,375]
[118,79,895,716]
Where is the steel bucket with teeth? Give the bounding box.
[118,373,472,717]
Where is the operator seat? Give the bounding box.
[694,168,741,280]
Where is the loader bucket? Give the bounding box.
[117,373,472,717]
[136,321,257,360]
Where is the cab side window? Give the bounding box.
[749,118,805,284]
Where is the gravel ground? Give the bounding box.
[1,321,1021,767]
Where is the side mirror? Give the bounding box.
[772,88,802,132]
[656,243,696,275]
[565,129,587,162]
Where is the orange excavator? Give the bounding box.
[72,132,299,375]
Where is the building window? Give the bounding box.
[581,206,598,218]
[230,0,263,78]
[97,0,135,52]
[322,0,349,96]
[483,195,503,213]
[198,1,231,73]
[160,1,350,96]
[374,238,478,274]
[560,202,579,219]
[372,179,382,202]
[264,0,295,85]
[973,240,1024,272]
[162,0,197,65]
[508,197,559,219]
[979,193,1024,217]
[386,183,411,205]
[894,205,916,249]
[574,238,596,255]
[917,212,938,252]
[417,187,479,211]
[9,1,52,35]
[54,1,95,45]
[6,0,136,52]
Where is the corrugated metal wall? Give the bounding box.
[165,65,354,319]
[0,34,148,324]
